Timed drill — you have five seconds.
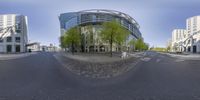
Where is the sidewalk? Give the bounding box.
[0,52,38,60]
[159,52,200,60]
[54,51,145,78]
[60,52,144,63]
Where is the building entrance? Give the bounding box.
[188,46,191,52]
[16,45,21,52]
[6,45,12,53]
[193,45,197,53]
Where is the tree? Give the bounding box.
[128,39,136,51]
[60,35,64,48]
[143,43,149,50]
[86,25,94,52]
[135,38,143,51]
[100,20,129,57]
[59,35,67,51]
[151,47,166,52]
[88,25,94,45]
[63,26,81,54]
[166,45,171,52]
[135,38,149,51]
[116,27,130,51]
[166,39,172,52]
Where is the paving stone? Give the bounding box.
[60,54,142,79]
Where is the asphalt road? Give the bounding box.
[0,51,200,100]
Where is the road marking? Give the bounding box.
[175,59,185,62]
[160,55,165,58]
[141,57,151,62]
[156,59,161,63]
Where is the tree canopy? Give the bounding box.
[60,20,148,55]
[59,35,67,49]
[135,38,149,51]
[60,26,81,54]
[100,20,129,56]
[128,39,136,51]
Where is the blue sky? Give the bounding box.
[0,0,200,47]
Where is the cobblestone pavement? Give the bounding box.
[1,51,200,100]
[54,52,143,78]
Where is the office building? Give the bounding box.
[171,29,187,52]
[59,9,142,52]
[171,16,200,53]
[0,14,28,53]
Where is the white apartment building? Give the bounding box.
[0,14,28,53]
[186,16,200,53]
[171,29,186,52]
[171,15,200,53]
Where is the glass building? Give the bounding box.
[59,9,142,52]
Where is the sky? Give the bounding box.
[0,0,200,47]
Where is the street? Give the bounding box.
[0,51,200,100]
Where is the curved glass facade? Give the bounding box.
[59,9,143,52]
[59,9,142,39]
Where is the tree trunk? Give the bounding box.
[71,41,74,55]
[118,43,122,52]
[64,48,66,52]
[110,34,113,57]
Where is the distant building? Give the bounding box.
[0,14,28,53]
[40,45,48,51]
[48,44,56,51]
[27,42,40,52]
[186,16,200,53]
[40,44,57,52]
[171,15,200,53]
[171,29,187,52]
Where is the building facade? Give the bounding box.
[0,14,28,53]
[171,15,200,53]
[41,44,57,52]
[27,42,40,52]
[171,29,187,52]
[59,9,142,52]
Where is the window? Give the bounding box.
[6,37,12,42]
[0,39,3,42]
[15,45,20,52]
[16,29,21,33]
[92,14,96,22]
[15,24,22,33]
[6,45,12,53]
[193,39,197,43]
[15,37,20,43]
[188,40,190,44]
